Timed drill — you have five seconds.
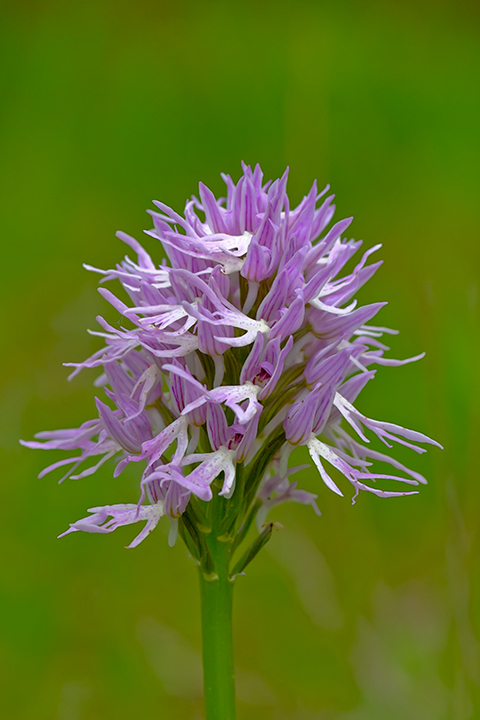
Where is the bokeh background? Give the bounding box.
[1,1,479,718]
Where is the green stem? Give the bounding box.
[198,495,236,719]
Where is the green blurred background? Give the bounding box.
[1,0,479,717]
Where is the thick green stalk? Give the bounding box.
[198,495,236,719]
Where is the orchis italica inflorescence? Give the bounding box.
[23,164,441,557]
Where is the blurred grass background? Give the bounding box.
[1,0,479,717]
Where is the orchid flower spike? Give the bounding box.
[22,163,441,553]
